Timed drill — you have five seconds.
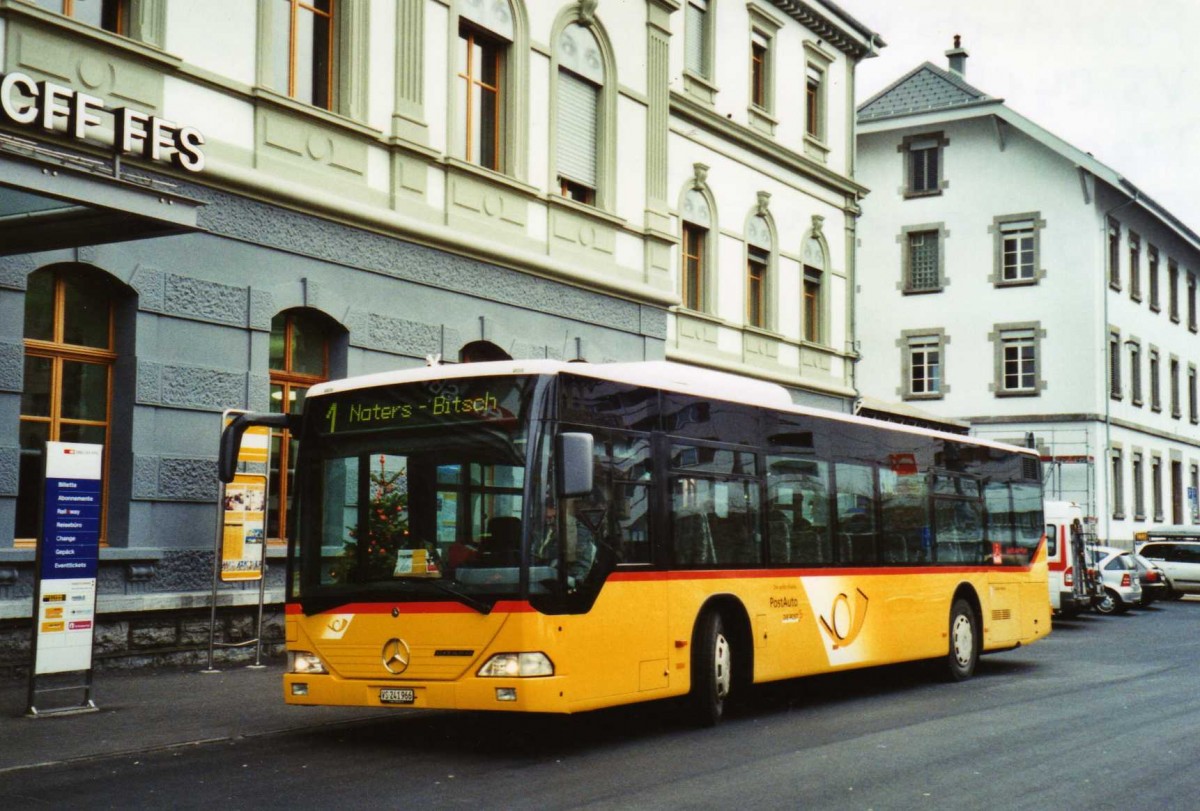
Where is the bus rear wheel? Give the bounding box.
[943,598,978,682]
[690,611,732,726]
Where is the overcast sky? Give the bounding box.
[846,0,1200,233]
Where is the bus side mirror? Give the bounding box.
[557,432,594,498]
[219,412,298,483]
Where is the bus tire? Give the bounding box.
[944,598,978,682]
[690,610,733,726]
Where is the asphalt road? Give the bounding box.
[3,599,1198,810]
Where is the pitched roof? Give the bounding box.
[855,60,1200,254]
[857,61,998,122]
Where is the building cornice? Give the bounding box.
[670,90,869,201]
[768,0,884,60]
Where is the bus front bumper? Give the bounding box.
[283,672,569,713]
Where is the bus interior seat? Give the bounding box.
[675,511,715,565]
[839,531,878,564]
[768,510,791,564]
[482,516,521,565]
[883,533,908,563]
[709,513,758,564]
[791,529,831,563]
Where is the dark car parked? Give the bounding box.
[1134,554,1169,605]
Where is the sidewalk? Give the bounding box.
[0,662,389,774]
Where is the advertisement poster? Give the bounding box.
[221,473,267,582]
[34,442,103,676]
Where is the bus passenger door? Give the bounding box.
[561,431,670,705]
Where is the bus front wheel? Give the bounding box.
[944,598,978,682]
[690,611,732,726]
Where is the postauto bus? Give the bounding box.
[219,360,1050,725]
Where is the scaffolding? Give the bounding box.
[972,425,1097,537]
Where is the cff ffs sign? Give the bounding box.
[0,70,205,172]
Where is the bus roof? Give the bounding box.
[306,359,1037,458]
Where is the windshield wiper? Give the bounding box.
[426,578,494,614]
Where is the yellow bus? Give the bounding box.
[219,360,1050,725]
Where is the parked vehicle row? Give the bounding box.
[1045,503,1199,617]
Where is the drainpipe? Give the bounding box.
[1102,188,1139,544]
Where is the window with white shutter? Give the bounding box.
[556,23,604,204]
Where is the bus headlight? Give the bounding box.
[477,652,554,678]
[288,651,328,674]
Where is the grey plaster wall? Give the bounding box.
[4,167,672,573]
[0,167,668,646]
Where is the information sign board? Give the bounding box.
[34,442,103,675]
[221,473,267,581]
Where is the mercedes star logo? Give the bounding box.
[381,637,411,674]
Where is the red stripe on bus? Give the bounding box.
[285,600,536,615]
[609,563,1036,581]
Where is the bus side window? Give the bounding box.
[835,462,877,564]
[766,456,831,564]
[589,431,653,565]
[670,477,759,566]
[879,465,929,564]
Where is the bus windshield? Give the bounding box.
[292,375,545,613]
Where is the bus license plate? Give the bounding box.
[380,688,415,704]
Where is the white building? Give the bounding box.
[854,42,1200,544]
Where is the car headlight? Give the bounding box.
[477,652,554,678]
[288,650,328,674]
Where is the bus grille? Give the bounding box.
[992,608,1013,621]
[322,643,477,680]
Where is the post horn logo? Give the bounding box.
[381,637,411,674]
[818,588,869,650]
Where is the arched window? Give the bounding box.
[455,0,516,172]
[268,309,333,542]
[459,340,513,362]
[555,22,607,205]
[746,214,773,329]
[17,266,118,541]
[681,188,714,312]
[803,233,827,343]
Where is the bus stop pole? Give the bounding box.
[249,539,267,669]
[202,479,226,674]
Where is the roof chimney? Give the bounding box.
[945,35,968,76]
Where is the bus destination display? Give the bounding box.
[314,378,528,435]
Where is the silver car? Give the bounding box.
[1090,546,1143,614]
[1135,540,1200,598]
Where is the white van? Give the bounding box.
[1044,501,1093,616]
[1134,529,1200,598]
